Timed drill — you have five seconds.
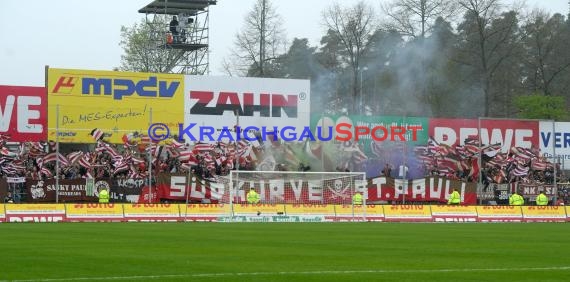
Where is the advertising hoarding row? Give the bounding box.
[1,204,569,223]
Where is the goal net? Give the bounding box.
[209,171,369,221]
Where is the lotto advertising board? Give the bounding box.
[5,204,66,223]
[476,206,523,222]
[47,68,184,143]
[332,204,382,222]
[182,203,231,222]
[0,85,47,142]
[64,203,124,222]
[383,205,432,222]
[520,206,566,222]
[430,205,478,222]
[183,75,310,143]
[122,203,181,222]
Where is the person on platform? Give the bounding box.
[246,188,260,204]
[536,191,549,206]
[169,15,179,43]
[509,191,524,206]
[448,189,461,205]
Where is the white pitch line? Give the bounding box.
[6,266,570,281]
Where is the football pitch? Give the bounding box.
[1,223,569,281]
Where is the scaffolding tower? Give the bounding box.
[138,0,216,75]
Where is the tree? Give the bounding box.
[514,94,567,120]
[271,38,339,114]
[521,11,570,96]
[119,17,189,73]
[272,38,320,79]
[360,28,402,115]
[224,0,287,77]
[313,30,349,114]
[382,0,460,39]
[322,1,377,113]
[455,0,521,117]
[422,17,466,117]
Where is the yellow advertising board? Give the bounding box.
[123,203,180,217]
[475,206,522,222]
[430,205,477,216]
[334,204,381,215]
[383,205,432,221]
[65,203,124,219]
[334,205,384,221]
[430,205,478,222]
[182,204,231,215]
[521,206,566,222]
[5,204,66,222]
[233,203,285,214]
[5,203,66,214]
[0,204,5,222]
[285,204,335,215]
[476,206,522,217]
[47,68,184,143]
[567,206,570,222]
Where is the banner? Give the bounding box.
[383,205,432,222]
[521,206,566,222]
[310,115,429,179]
[367,176,478,204]
[26,178,112,202]
[122,203,181,222]
[112,178,145,203]
[184,76,310,143]
[47,68,184,143]
[476,206,523,222]
[0,85,47,142]
[154,173,226,203]
[518,183,557,198]
[150,174,475,204]
[7,177,26,183]
[64,203,124,222]
[5,204,65,222]
[430,205,478,222]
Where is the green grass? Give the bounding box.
[1,223,569,281]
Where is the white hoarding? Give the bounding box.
[539,121,570,169]
[183,76,310,143]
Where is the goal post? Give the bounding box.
[223,171,368,220]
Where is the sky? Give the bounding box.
[0,0,568,87]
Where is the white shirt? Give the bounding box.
[399,165,408,178]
